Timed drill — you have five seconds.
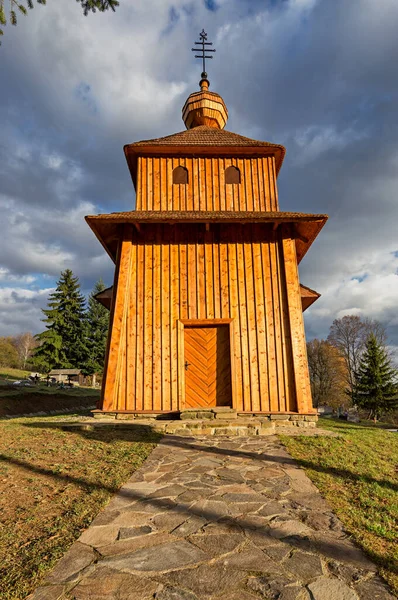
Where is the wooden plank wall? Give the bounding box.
[135,157,279,212]
[102,223,310,414]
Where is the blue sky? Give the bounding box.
[1,0,398,355]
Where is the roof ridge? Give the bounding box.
[126,126,285,150]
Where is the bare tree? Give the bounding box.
[307,339,348,408]
[13,332,37,369]
[327,315,387,400]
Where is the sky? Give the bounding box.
[1,0,398,355]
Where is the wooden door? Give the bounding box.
[184,324,232,408]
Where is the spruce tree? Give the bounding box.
[353,334,398,421]
[33,269,88,372]
[1,1,119,44]
[85,278,109,386]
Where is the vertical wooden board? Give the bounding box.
[102,237,132,411]
[242,234,258,411]
[204,158,211,210]
[152,227,162,411]
[233,158,242,211]
[193,158,200,211]
[252,233,268,410]
[179,232,188,320]
[251,159,260,211]
[270,236,286,411]
[159,158,167,211]
[170,230,179,409]
[243,159,253,211]
[268,158,277,211]
[212,158,220,211]
[127,242,137,410]
[225,158,233,210]
[186,157,193,210]
[171,158,180,211]
[117,314,127,411]
[219,233,229,319]
[219,158,226,211]
[197,240,206,319]
[161,229,171,411]
[262,157,271,212]
[135,158,142,210]
[256,158,265,212]
[199,158,206,210]
[177,320,185,410]
[143,232,154,410]
[139,158,147,210]
[227,233,242,409]
[182,158,189,211]
[271,156,279,210]
[282,234,312,413]
[154,158,161,212]
[166,158,174,211]
[187,233,197,320]
[213,235,221,319]
[262,238,277,412]
[204,232,214,319]
[274,237,288,411]
[145,158,152,211]
[277,236,295,411]
[236,234,251,411]
[135,240,145,410]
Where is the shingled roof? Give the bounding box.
[85,210,327,266]
[124,126,286,186]
[127,125,285,150]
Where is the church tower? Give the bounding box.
[86,31,327,424]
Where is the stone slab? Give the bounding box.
[307,576,358,599]
[103,540,207,573]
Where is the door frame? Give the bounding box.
[177,318,236,410]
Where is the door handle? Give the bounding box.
[185,361,191,371]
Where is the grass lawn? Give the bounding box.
[0,384,100,417]
[281,418,398,595]
[0,414,161,600]
[0,367,31,381]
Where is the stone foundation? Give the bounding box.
[91,408,318,436]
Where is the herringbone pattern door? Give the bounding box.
[184,325,232,408]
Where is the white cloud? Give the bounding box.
[0,287,54,336]
[294,125,368,164]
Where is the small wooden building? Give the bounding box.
[48,369,85,386]
[86,77,327,417]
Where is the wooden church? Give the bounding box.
[86,34,327,419]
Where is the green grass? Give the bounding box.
[0,413,161,599]
[0,383,100,398]
[0,367,30,381]
[280,418,398,594]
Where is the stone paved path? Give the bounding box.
[29,435,394,600]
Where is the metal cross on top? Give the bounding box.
[192,29,216,79]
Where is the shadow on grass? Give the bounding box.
[320,419,396,432]
[0,433,392,577]
[24,421,398,495]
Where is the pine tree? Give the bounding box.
[33,269,88,372]
[353,334,398,421]
[85,278,109,386]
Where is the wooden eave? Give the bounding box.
[90,282,321,313]
[85,211,328,265]
[300,284,321,312]
[94,286,113,310]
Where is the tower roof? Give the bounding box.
[124,125,286,187]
